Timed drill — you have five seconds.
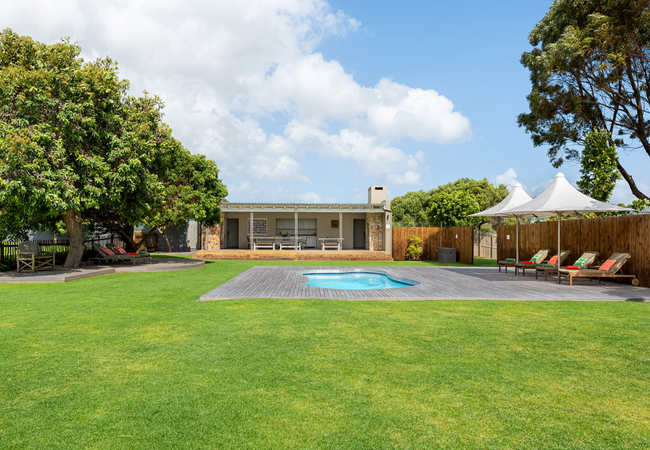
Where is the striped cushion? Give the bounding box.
[102,247,115,255]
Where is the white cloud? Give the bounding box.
[2,0,471,197]
[495,167,518,188]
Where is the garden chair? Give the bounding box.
[17,241,56,273]
[540,251,599,281]
[558,252,639,286]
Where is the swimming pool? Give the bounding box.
[302,271,419,290]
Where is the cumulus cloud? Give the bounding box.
[495,167,519,188]
[2,0,471,198]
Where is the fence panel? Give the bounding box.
[497,214,650,287]
[392,226,473,264]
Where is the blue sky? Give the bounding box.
[3,0,649,203]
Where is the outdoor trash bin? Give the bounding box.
[438,247,457,264]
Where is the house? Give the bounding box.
[198,186,393,258]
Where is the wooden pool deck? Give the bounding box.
[199,266,650,302]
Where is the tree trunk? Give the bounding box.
[63,210,84,268]
[160,228,172,252]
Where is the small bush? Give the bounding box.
[405,236,423,260]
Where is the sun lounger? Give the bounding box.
[540,251,599,281]
[524,250,572,277]
[499,249,548,274]
[558,252,639,286]
[107,243,151,264]
[91,244,139,265]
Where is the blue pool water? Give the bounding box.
[302,271,419,290]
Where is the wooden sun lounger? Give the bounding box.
[522,250,572,277]
[558,252,639,286]
[514,249,551,275]
[540,251,599,281]
[106,243,151,264]
[91,244,139,265]
[499,249,549,274]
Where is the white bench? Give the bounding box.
[253,241,276,250]
[320,239,342,251]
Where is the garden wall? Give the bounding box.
[497,214,650,288]
[392,226,474,264]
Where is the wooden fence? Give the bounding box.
[0,235,123,268]
[392,226,474,264]
[474,230,497,259]
[497,214,650,288]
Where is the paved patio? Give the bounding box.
[0,258,205,283]
[200,266,650,302]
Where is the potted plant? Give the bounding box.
[405,236,423,261]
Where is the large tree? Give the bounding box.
[519,0,649,200]
[0,30,226,266]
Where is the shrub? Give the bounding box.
[405,236,423,260]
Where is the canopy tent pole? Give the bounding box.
[557,213,561,282]
[515,216,520,263]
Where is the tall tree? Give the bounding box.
[518,0,649,200]
[0,30,227,266]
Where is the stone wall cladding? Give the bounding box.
[366,213,383,251]
[201,223,222,250]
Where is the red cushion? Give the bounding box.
[523,261,534,265]
[114,247,127,254]
[102,247,114,255]
[128,253,138,255]
[599,259,617,271]
[566,265,580,270]
[547,255,558,265]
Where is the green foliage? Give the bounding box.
[518,0,649,200]
[392,178,508,227]
[0,30,227,263]
[404,236,423,260]
[577,129,621,202]
[428,189,480,227]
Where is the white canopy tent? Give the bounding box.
[468,182,533,263]
[505,173,633,269]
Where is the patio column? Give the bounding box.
[250,211,254,249]
[339,212,343,250]
[294,212,298,250]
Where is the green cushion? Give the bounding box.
[543,264,555,267]
[505,258,515,262]
[530,253,542,263]
[574,257,589,267]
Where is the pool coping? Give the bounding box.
[299,269,420,289]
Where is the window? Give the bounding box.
[246,218,267,236]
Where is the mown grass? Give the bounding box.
[1,259,649,449]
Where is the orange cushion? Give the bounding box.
[599,259,617,271]
[547,255,558,265]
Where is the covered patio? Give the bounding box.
[197,186,393,260]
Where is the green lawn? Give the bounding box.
[1,259,649,449]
